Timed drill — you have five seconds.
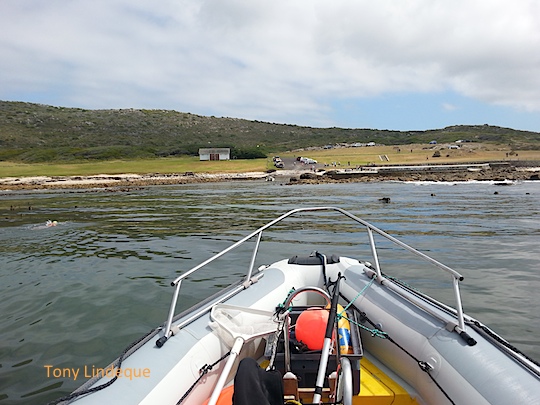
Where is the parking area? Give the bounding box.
[272,156,320,171]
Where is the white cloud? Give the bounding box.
[1,0,539,128]
[442,103,458,112]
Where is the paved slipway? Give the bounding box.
[0,165,539,191]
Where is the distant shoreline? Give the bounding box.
[0,172,271,191]
[0,164,539,191]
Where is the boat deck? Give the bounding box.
[359,357,420,405]
[208,354,420,405]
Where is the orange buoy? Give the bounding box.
[295,307,329,350]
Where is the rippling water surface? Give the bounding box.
[1,180,539,404]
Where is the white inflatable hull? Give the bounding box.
[57,207,540,405]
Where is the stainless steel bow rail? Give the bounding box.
[156,207,468,348]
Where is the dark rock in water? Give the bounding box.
[289,177,298,182]
[529,174,540,181]
[379,197,391,203]
[299,172,318,180]
[494,191,499,195]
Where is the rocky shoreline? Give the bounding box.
[0,164,539,192]
[293,165,540,184]
[0,172,270,191]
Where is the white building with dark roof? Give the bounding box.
[198,148,230,161]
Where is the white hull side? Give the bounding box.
[340,263,540,405]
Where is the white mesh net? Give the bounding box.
[210,304,278,346]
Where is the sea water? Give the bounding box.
[0,180,538,404]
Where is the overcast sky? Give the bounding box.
[1,0,539,131]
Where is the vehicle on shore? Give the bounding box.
[272,156,284,168]
[297,156,318,164]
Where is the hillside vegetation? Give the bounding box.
[1,101,539,163]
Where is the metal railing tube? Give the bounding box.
[284,314,292,373]
[175,284,248,331]
[158,283,249,348]
[170,208,308,287]
[452,276,466,331]
[366,227,382,278]
[340,357,353,405]
[245,231,263,283]
[160,207,469,349]
[381,279,460,331]
[158,281,182,347]
[333,207,464,281]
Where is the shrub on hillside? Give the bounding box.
[231,147,267,159]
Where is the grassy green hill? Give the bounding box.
[1,101,539,163]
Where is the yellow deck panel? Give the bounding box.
[355,358,420,405]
